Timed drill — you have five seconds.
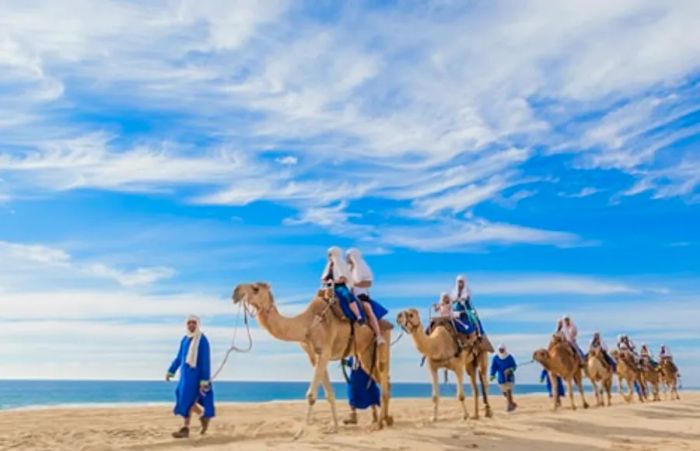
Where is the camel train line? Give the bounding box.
[231,280,681,429]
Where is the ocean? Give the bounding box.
[0,380,556,411]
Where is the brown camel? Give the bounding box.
[396,309,491,422]
[586,346,613,407]
[610,350,645,403]
[533,335,589,411]
[659,358,681,400]
[232,283,393,431]
[640,359,661,401]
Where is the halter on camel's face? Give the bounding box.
[233,282,273,315]
[396,309,421,333]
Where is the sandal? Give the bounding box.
[172,426,189,439]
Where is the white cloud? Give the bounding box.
[0,240,175,287]
[379,218,581,252]
[1,0,698,242]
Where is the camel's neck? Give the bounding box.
[409,325,453,359]
[256,301,316,343]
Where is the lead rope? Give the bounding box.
[211,301,254,381]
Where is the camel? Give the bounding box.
[640,360,661,402]
[610,349,645,403]
[586,346,613,407]
[659,358,681,400]
[232,283,393,431]
[533,334,589,411]
[396,309,491,422]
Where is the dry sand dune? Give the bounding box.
[1,392,699,450]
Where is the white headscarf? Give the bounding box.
[346,248,373,284]
[497,344,509,359]
[451,275,470,302]
[185,314,202,368]
[322,246,353,287]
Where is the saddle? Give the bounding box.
[317,288,393,331]
[427,317,478,356]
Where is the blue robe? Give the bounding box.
[334,284,366,322]
[346,358,380,409]
[356,293,388,321]
[168,334,215,418]
[541,369,565,397]
[451,300,478,335]
[490,354,517,384]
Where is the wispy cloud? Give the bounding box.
[0,240,175,287]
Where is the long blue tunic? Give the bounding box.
[345,358,380,409]
[168,335,215,418]
[541,369,565,397]
[490,354,517,384]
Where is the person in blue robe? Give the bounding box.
[166,315,215,438]
[490,344,518,411]
[540,369,565,402]
[342,357,381,424]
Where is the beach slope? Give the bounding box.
[1,393,699,450]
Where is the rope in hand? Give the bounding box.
[211,300,254,381]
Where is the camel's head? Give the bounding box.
[396,308,422,333]
[232,282,274,315]
[533,348,549,365]
[610,349,620,360]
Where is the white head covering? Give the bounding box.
[440,292,451,302]
[322,246,353,287]
[185,314,202,368]
[451,275,470,301]
[346,248,373,284]
[497,344,509,358]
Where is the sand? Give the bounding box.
[1,392,699,450]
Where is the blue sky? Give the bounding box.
[0,0,699,385]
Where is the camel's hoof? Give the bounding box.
[571,406,577,411]
[485,407,493,418]
[384,415,394,427]
[324,425,338,434]
[369,422,383,432]
[583,403,589,409]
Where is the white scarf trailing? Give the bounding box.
[322,246,353,287]
[185,314,202,369]
[346,248,373,294]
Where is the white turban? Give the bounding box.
[185,315,202,368]
[346,248,373,285]
[451,275,470,302]
[322,246,353,287]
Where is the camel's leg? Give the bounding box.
[371,406,378,423]
[590,377,600,406]
[478,354,492,418]
[429,364,440,422]
[454,366,469,421]
[605,378,612,406]
[320,369,339,432]
[467,362,480,420]
[619,375,631,403]
[566,378,576,411]
[575,372,589,409]
[550,371,559,411]
[305,350,330,426]
[377,330,392,427]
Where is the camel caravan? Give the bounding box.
[230,246,682,430]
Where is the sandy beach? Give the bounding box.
[1,392,698,451]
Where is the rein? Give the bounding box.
[211,297,254,381]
